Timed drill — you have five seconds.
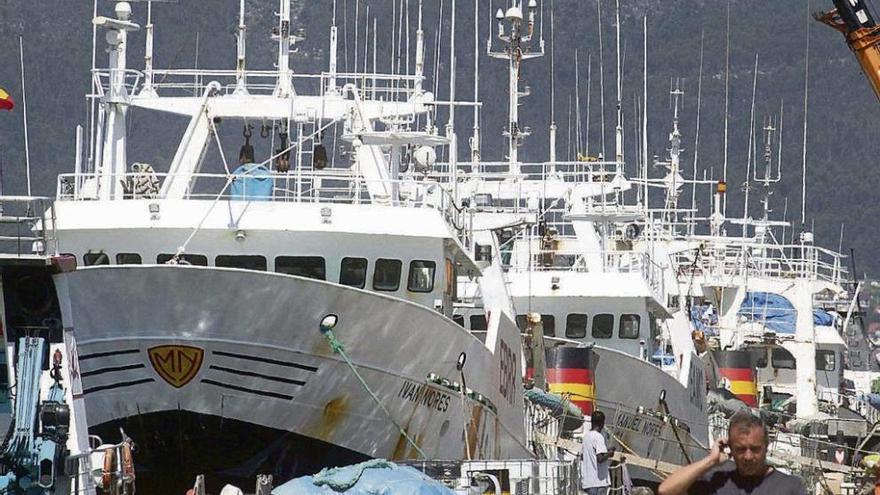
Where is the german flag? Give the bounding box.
[714,350,758,407]
[546,347,595,414]
[0,88,13,111]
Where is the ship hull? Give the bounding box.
[53,265,530,490]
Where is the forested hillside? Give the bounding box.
[0,0,877,275]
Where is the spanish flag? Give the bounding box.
[0,88,13,111]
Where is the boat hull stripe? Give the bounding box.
[212,350,318,372]
[83,378,155,395]
[201,379,295,400]
[79,349,140,361]
[81,363,146,378]
[208,365,307,386]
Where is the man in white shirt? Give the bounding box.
[582,411,616,494]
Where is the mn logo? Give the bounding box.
[148,345,204,388]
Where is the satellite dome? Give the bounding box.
[115,2,132,20]
[505,7,524,21]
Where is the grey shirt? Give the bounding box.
[688,462,805,495]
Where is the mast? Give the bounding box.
[141,0,157,97]
[489,0,544,176]
[742,54,759,238]
[471,0,481,165]
[549,0,557,169]
[19,37,31,197]
[575,50,581,157]
[756,118,780,227]
[415,0,424,93]
[597,0,606,159]
[642,16,648,213]
[690,32,705,236]
[657,83,684,226]
[94,2,140,201]
[273,0,293,97]
[327,0,338,94]
[234,0,249,95]
[614,0,623,167]
[723,0,731,215]
[447,0,457,181]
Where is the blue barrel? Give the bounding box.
[230,163,273,200]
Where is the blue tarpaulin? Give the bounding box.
[813,309,834,327]
[273,460,455,495]
[230,163,273,200]
[690,304,719,336]
[737,292,797,334]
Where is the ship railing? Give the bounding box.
[506,246,665,295]
[92,67,422,101]
[820,389,880,426]
[433,160,625,184]
[671,240,847,286]
[56,170,473,243]
[64,435,135,495]
[90,69,142,102]
[0,196,57,257]
[523,397,563,461]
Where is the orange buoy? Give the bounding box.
[102,447,116,489]
[714,350,758,407]
[545,347,595,414]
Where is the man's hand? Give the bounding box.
[707,438,728,467]
[658,438,727,495]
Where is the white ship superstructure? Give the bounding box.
[449,3,710,480]
[0,1,534,491]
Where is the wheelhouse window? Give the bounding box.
[516,314,528,331]
[373,259,402,291]
[116,253,142,265]
[215,255,267,271]
[275,256,325,280]
[157,253,208,266]
[453,315,465,327]
[470,315,488,332]
[565,314,588,339]
[619,314,641,339]
[83,252,110,266]
[748,348,769,369]
[771,347,796,370]
[816,350,836,372]
[339,257,368,288]
[592,314,614,339]
[541,314,556,337]
[407,260,436,293]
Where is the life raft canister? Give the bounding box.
[714,350,758,407]
[545,346,595,414]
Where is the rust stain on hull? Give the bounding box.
[314,395,349,442]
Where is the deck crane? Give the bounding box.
[816,0,880,101]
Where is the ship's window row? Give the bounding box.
[514,313,640,340]
[78,252,436,294]
[753,347,837,372]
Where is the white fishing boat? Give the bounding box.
[0,1,534,491]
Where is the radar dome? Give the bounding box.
[412,146,437,173]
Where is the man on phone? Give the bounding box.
[658,411,805,494]
[582,411,616,494]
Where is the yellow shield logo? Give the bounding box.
[148,345,204,388]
